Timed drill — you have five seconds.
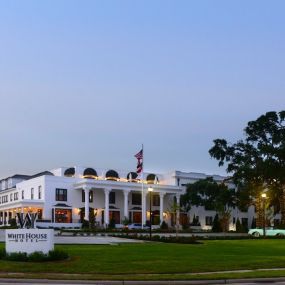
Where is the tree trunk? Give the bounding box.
[280,186,285,226]
[255,196,263,228]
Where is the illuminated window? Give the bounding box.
[54,208,72,223]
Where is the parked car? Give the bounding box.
[127,223,149,230]
[248,228,285,237]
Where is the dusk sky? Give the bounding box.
[0,1,284,179]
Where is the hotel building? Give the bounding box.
[0,166,263,230]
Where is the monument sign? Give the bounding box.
[5,213,54,254]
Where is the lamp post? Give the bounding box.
[148,187,153,240]
[261,193,267,237]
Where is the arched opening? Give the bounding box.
[105,170,119,181]
[127,172,138,182]
[146,173,159,184]
[64,167,75,177]
[83,168,98,179]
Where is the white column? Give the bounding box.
[159,193,165,224]
[142,191,147,226]
[176,194,181,228]
[104,188,110,227]
[123,190,130,219]
[84,187,90,221]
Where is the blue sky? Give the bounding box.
[0,1,284,178]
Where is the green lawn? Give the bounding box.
[1,240,285,280]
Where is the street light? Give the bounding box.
[148,187,153,240]
[261,193,267,237]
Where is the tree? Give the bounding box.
[209,111,285,226]
[212,214,222,232]
[166,199,181,238]
[181,178,236,232]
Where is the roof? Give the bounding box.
[0,171,54,183]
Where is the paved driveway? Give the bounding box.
[0,229,142,244]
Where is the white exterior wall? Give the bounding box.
[1,166,272,230]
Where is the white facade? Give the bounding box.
[0,167,184,228]
[0,167,274,230]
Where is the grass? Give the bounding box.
[0,240,285,280]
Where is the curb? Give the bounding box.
[1,277,285,284]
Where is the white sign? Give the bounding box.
[6,229,54,254]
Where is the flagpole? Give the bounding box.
[141,143,144,230]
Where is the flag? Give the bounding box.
[134,149,143,174]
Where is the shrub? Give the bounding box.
[122,217,129,226]
[81,219,89,229]
[8,218,17,228]
[6,252,28,262]
[109,219,116,229]
[212,214,222,232]
[28,251,47,262]
[1,249,68,262]
[160,221,168,230]
[236,218,246,233]
[48,249,69,261]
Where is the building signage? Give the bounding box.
[5,212,54,254]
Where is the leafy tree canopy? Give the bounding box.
[181,177,236,213]
[209,111,285,188]
[209,111,285,223]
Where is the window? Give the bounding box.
[109,192,115,204]
[132,193,141,205]
[2,195,8,203]
[233,217,236,224]
[205,216,213,226]
[55,188,67,201]
[54,208,72,223]
[152,194,160,206]
[38,186,42,199]
[31,188,34,200]
[14,192,18,201]
[10,193,13,202]
[22,190,24,200]
[82,190,93,202]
